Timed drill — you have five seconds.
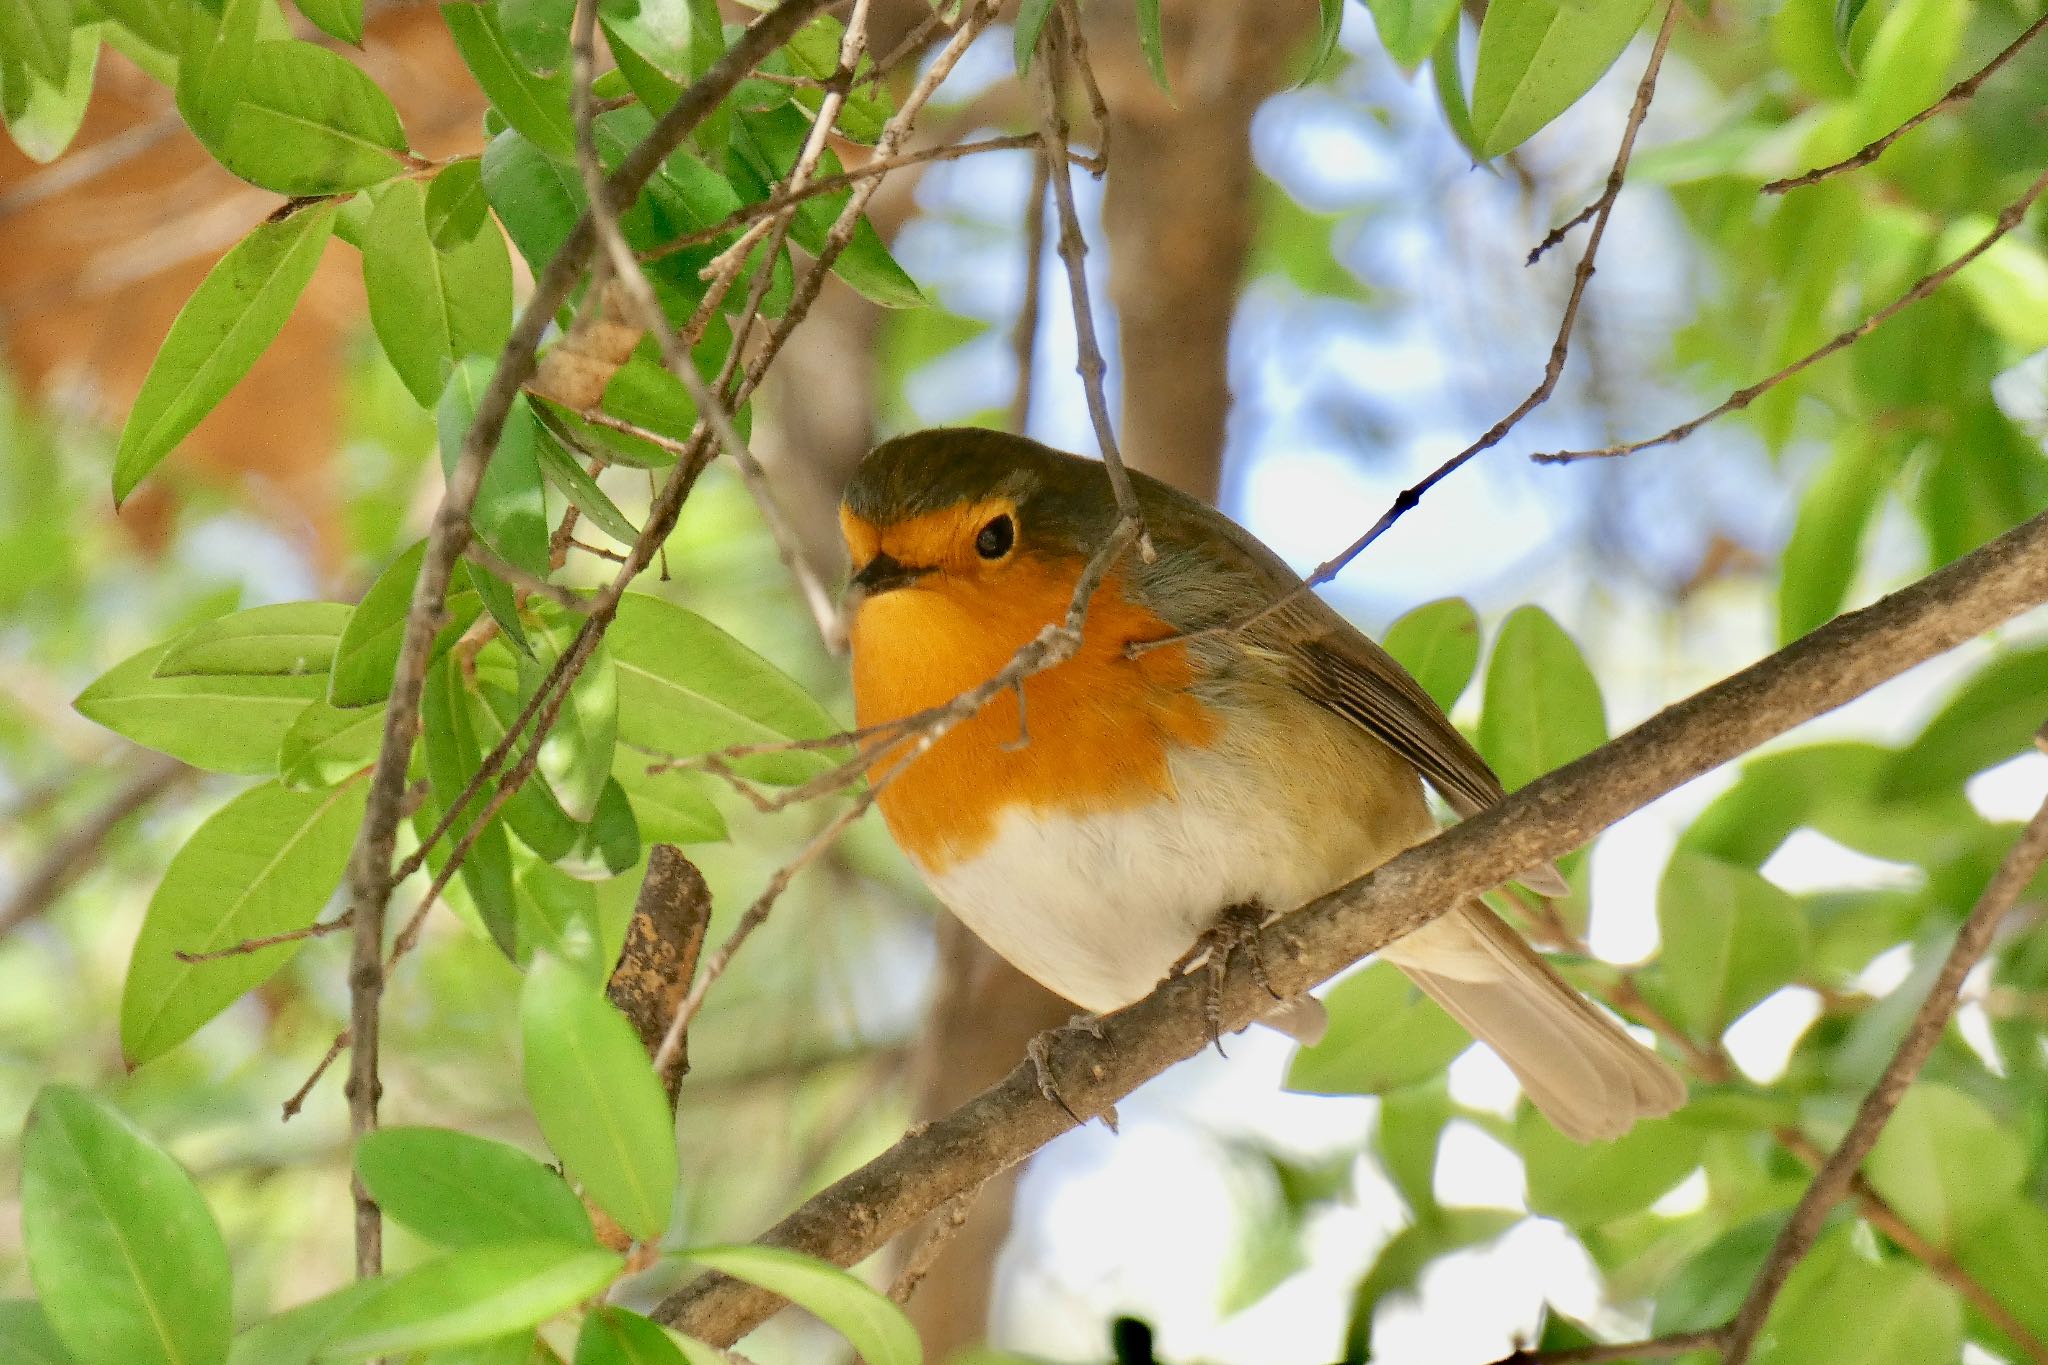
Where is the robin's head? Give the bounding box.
[838,428,1118,610]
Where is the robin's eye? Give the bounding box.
[975,513,1015,560]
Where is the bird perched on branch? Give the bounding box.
[838,427,1684,1141]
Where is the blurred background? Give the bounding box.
[5,0,2048,1361]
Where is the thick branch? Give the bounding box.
[653,503,2048,1343]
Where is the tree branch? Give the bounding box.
[652,502,2048,1344]
[1538,161,2048,465]
[331,0,834,1278]
[1720,746,2048,1364]
[1762,9,2048,194]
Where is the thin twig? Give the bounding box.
[1537,161,2048,464]
[642,133,1046,260]
[329,1,834,1277]
[176,915,354,962]
[0,753,191,940]
[1034,8,1149,555]
[463,541,590,613]
[1763,9,2048,193]
[1140,0,1683,656]
[1720,756,2048,1365]
[1007,150,1051,434]
[1774,1127,2048,1363]
[282,1030,351,1122]
[888,1184,987,1304]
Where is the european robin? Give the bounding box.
[839,428,1685,1141]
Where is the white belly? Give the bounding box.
[917,718,1430,1014]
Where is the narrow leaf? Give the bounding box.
[329,542,485,708]
[365,179,514,406]
[0,0,74,83]
[500,0,572,73]
[680,1245,919,1365]
[421,657,520,955]
[1013,0,1055,72]
[1469,0,1655,157]
[278,699,385,789]
[1,21,99,163]
[75,641,328,773]
[315,1243,623,1361]
[187,40,408,194]
[443,2,575,158]
[440,356,549,576]
[153,601,351,679]
[608,593,842,785]
[294,0,364,44]
[1134,0,1169,90]
[120,777,367,1063]
[115,203,338,504]
[355,1127,595,1249]
[521,953,678,1242]
[1380,597,1481,713]
[21,1086,232,1365]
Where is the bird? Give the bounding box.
[837,427,1686,1142]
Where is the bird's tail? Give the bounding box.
[1380,902,1686,1142]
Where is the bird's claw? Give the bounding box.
[1169,903,1281,1055]
[1027,1014,1116,1133]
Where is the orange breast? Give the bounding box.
[850,558,1218,873]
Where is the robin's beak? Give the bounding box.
[843,551,928,611]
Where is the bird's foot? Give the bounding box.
[1027,1014,1117,1133]
[1169,902,1281,1055]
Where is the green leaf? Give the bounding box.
[0,1299,81,1365]
[517,860,606,975]
[1515,1107,1703,1225]
[114,203,338,504]
[174,0,259,138]
[0,0,73,83]
[21,1086,232,1365]
[1468,0,1655,157]
[1955,1204,2048,1355]
[609,758,725,845]
[227,1282,380,1365]
[1380,597,1482,713]
[730,106,924,309]
[521,953,678,1241]
[444,2,575,158]
[120,777,367,1063]
[1864,1083,2025,1249]
[1832,0,1870,64]
[1778,434,1896,644]
[1477,604,1607,792]
[422,658,520,956]
[329,541,486,708]
[1306,0,1346,81]
[1430,17,1483,161]
[1938,217,2048,352]
[75,641,328,773]
[1345,1210,1517,1342]
[316,1243,623,1361]
[1851,0,1963,143]
[1285,962,1470,1095]
[1653,1213,1784,1334]
[574,1308,689,1365]
[609,593,842,785]
[441,356,550,576]
[500,0,572,73]
[154,601,351,679]
[1373,1077,1453,1212]
[1651,851,1808,1038]
[426,158,491,248]
[481,127,587,271]
[294,0,363,44]
[279,699,385,789]
[1368,0,1462,69]
[420,1336,538,1365]
[530,614,616,824]
[93,0,176,56]
[472,678,639,879]
[355,1127,595,1249]
[187,40,408,193]
[1752,1227,1959,1365]
[1882,645,2048,800]
[1,21,98,163]
[1133,0,1169,89]
[365,179,514,407]
[1013,0,1055,72]
[680,1245,920,1365]
[535,425,640,542]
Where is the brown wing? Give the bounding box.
[1258,597,1504,818]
